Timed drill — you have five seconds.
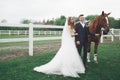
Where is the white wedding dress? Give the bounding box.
[33,19,85,78]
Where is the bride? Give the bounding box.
[33,17,85,78]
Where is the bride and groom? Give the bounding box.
[34,14,88,78]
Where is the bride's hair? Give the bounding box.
[68,17,75,29]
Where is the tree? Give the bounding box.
[109,17,120,28]
[33,20,42,24]
[46,19,54,25]
[115,18,120,28]
[54,15,66,26]
[85,15,98,21]
[109,17,116,28]
[21,19,31,24]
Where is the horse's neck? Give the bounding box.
[89,16,102,33]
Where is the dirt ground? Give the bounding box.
[0,43,61,60]
[0,38,117,60]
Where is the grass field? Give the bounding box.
[0,40,61,47]
[0,41,120,80]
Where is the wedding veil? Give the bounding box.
[61,18,70,46]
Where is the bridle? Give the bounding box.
[99,16,110,33]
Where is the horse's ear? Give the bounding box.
[107,12,111,15]
[102,11,104,15]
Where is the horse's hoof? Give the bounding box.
[94,61,98,64]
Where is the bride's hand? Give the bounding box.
[76,41,80,45]
[75,33,78,35]
[71,33,78,37]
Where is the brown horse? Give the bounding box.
[87,11,111,64]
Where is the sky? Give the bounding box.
[0,0,120,23]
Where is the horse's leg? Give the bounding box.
[87,40,91,62]
[94,42,99,64]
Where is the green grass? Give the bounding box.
[0,41,120,80]
[0,40,61,47]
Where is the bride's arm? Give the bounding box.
[68,26,78,37]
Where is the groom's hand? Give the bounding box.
[76,41,80,45]
[75,33,78,35]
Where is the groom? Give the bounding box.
[75,14,88,68]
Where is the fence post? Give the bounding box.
[119,31,120,40]
[29,23,33,56]
[25,31,27,35]
[39,31,40,35]
[54,31,55,35]
[100,28,104,43]
[50,31,52,36]
[111,28,114,42]
[44,31,46,35]
[9,30,11,36]
[55,31,57,35]
[59,31,61,35]
[17,31,20,35]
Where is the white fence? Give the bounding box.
[0,30,62,35]
[101,28,120,43]
[0,23,120,56]
[0,23,63,56]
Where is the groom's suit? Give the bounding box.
[75,21,88,67]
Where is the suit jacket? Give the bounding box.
[75,22,88,43]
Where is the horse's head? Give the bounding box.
[100,11,111,35]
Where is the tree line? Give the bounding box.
[21,15,120,29]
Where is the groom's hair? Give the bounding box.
[79,14,84,18]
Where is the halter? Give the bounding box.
[97,16,110,34]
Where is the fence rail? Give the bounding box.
[100,28,120,43]
[0,37,61,43]
[0,30,62,35]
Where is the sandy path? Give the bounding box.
[0,43,60,60]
